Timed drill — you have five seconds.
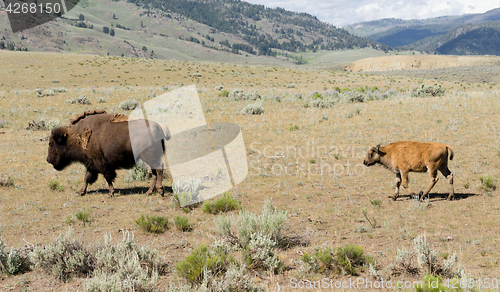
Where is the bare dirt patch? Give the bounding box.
[345,55,500,72]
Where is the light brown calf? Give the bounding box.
[363,141,454,201]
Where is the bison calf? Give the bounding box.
[47,110,168,198]
[363,141,454,201]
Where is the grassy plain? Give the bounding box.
[1,50,500,290]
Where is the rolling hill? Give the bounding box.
[0,0,388,64]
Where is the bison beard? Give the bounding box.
[46,110,168,198]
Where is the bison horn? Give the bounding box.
[375,144,380,154]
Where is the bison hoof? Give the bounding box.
[145,191,153,196]
[159,189,164,197]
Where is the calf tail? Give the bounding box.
[447,146,454,160]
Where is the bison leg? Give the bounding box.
[79,171,98,196]
[393,173,401,200]
[439,166,454,201]
[421,170,439,201]
[145,169,159,196]
[103,171,117,198]
[400,170,416,199]
[156,169,164,197]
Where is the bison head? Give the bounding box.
[47,127,71,170]
[363,144,382,166]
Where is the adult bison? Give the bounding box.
[47,110,169,197]
[363,141,454,201]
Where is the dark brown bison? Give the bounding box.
[363,141,454,201]
[47,110,169,197]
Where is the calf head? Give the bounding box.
[363,144,382,166]
[47,127,71,170]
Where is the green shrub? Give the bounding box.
[198,262,262,292]
[175,244,229,284]
[26,119,47,131]
[76,208,91,224]
[219,89,230,97]
[0,232,32,275]
[289,124,299,131]
[412,84,445,97]
[172,177,204,207]
[135,215,169,233]
[300,247,336,275]
[119,100,140,110]
[370,199,382,207]
[128,160,150,181]
[237,199,288,248]
[415,274,462,292]
[202,193,241,214]
[301,244,374,276]
[336,244,373,276]
[309,248,335,274]
[48,180,63,191]
[479,176,496,192]
[240,103,264,115]
[311,92,323,99]
[174,216,192,232]
[0,119,11,128]
[0,176,14,187]
[310,99,335,108]
[31,229,94,281]
[86,231,166,291]
[52,87,66,93]
[214,198,304,250]
[46,119,62,131]
[242,232,283,273]
[32,229,165,289]
[64,215,76,226]
[66,94,91,105]
[229,89,245,100]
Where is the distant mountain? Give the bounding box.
[0,0,389,63]
[436,27,500,55]
[344,7,500,56]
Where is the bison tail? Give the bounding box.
[447,146,454,160]
[161,139,166,153]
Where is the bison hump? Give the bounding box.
[110,113,129,123]
[70,109,107,124]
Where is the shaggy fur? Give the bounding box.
[47,110,168,197]
[363,141,454,201]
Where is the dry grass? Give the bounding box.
[1,51,500,290]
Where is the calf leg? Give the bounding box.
[440,166,454,201]
[420,170,439,201]
[79,171,98,196]
[393,172,402,200]
[400,170,416,200]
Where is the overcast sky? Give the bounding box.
[244,0,500,27]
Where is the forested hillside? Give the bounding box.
[0,0,389,62]
[436,27,500,55]
[125,0,389,55]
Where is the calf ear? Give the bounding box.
[52,127,68,145]
[375,144,380,154]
